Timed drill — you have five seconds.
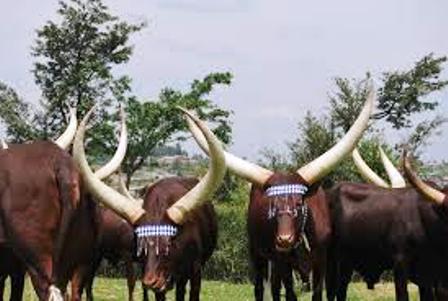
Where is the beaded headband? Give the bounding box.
[265,184,308,197]
[135,224,178,238]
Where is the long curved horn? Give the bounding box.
[402,150,445,205]
[118,171,144,206]
[296,88,375,184]
[94,106,128,180]
[184,111,273,186]
[379,146,406,188]
[166,109,227,224]
[352,148,389,188]
[55,107,77,150]
[0,139,8,150]
[73,106,145,224]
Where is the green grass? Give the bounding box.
[4,277,419,300]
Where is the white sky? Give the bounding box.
[1,0,448,162]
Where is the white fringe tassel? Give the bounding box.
[263,260,273,301]
[48,285,64,301]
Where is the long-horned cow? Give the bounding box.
[0,108,90,300]
[185,91,374,300]
[326,147,448,301]
[73,107,226,301]
[0,107,127,301]
[401,152,448,300]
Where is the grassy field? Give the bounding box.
[5,277,419,300]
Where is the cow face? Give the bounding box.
[136,223,178,292]
[263,174,310,252]
[267,187,308,252]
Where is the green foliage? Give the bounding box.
[0,83,37,141]
[32,0,144,137]
[375,54,448,129]
[203,177,250,282]
[257,147,293,172]
[330,74,372,132]
[400,115,447,156]
[287,109,394,187]
[285,54,447,187]
[121,72,233,185]
[0,0,144,153]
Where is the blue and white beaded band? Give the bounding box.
[135,224,178,238]
[265,184,308,197]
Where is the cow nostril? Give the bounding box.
[143,275,157,288]
[278,234,294,243]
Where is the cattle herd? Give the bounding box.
[0,89,447,301]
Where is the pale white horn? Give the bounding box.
[352,148,389,188]
[0,139,8,150]
[118,171,144,206]
[166,108,227,224]
[73,106,145,224]
[379,146,406,188]
[402,150,445,205]
[297,88,375,184]
[55,107,77,150]
[184,111,273,186]
[94,106,128,180]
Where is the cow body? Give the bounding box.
[326,182,448,301]
[0,141,98,300]
[71,207,136,301]
[140,177,218,301]
[248,173,331,301]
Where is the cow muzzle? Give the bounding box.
[276,234,295,252]
[143,273,173,293]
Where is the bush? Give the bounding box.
[203,177,251,282]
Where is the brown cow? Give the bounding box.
[0,142,26,301]
[185,91,375,300]
[0,107,126,300]
[0,140,96,300]
[401,152,448,300]
[326,148,448,301]
[72,107,226,301]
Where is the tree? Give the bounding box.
[0,83,37,141]
[0,0,144,150]
[287,54,448,187]
[376,54,448,129]
[122,72,233,187]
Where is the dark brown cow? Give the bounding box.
[70,207,136,301]
[72,108,226,301]
[139,177,218,301]
[186,91,375,300]
[325,149,448,301]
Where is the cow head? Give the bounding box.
[73,106,226,293]
[261,173,313,252]
[186,88,375,252]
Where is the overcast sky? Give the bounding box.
[1,0,448,162]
